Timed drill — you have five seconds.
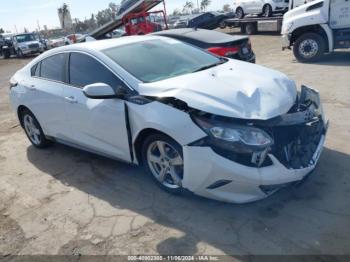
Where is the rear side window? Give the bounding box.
[40,53,66,82]
[69,52,123,88]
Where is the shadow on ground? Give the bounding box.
[26,144,350,255]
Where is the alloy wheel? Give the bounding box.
[23,114,41,145]
[146,140,183,189]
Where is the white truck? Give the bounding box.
[281,0,350,62]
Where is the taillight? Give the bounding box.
[207,46,239,57]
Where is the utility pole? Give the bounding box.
[14,25,18,33]
[197,0,199,10]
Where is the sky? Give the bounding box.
[0,0,232,33]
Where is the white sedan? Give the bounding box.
[9,36,327,203]
[233,0,289,18]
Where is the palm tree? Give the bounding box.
[58,3,69,29]
[183,1,194,14]
[200,0,211,12]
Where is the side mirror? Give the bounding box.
[83,83,118,99]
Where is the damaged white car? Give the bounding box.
[9,36,328,203]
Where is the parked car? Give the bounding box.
[9,36,328,203]
[1,35,15,59]
[173,19,189,29]
[0,34,5,56]
[187,12,228,30]
[48,38,66,49]
[11,33,45,57]
[153,28,256,63]
[233,0,289,18]
[112,29,127,38]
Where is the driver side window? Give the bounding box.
[69,52,125,90]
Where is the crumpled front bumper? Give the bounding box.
[182,86,328,203]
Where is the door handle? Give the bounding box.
[65,96,78,104]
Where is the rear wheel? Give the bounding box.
[142,133,184,194]
[20,109,52,148]
[244,23,257,35]
[262,4,272,17]
[219,20,226,29]
[235,7,244,19]
[293,33,326,62]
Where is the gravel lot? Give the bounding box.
[0,32,350,256]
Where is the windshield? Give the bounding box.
[15,34,36,43]
[103,39,223,83]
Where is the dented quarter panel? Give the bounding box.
[138,59,297,120]
[126,100,207,148]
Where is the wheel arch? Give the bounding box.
[133,128,180,165]
[17,105,31,128]
[290,25,330,52]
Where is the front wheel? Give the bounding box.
[262,4,272,17]
[16,49,23,58]
[21,109,52,148]
[293,33,326,63]
[142,133,184,194]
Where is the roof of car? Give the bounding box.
[153,29,247,44]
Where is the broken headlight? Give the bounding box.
[193,116,273,153]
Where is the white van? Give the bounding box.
[233,0,290,18]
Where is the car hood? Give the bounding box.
[138,59,297,120]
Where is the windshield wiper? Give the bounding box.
[193,59,227,73]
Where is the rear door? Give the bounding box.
[25,53,71,139]
[63,52,131,162]
[330,0,350,29]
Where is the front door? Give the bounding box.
[330,0,350,29]
[63,52,132,162]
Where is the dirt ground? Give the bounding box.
[0,32,350,257]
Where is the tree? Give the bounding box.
[0,28,4,34]
[109,2,118,17]
[183,1,194,14]
[58,3,69,29]
[200,0,211,11]
[172,8,181,16]
[96,8,114,26]
[223,4,231,12]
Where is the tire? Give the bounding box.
[244,23,257,35]
[142,133,184,194]
[219,20,226,29]
[293,33,326,63]
[20,109,52,148]
[16,49,23,58]
[235,7,244,19]
[262,4,272,17]
[3,50,10,59]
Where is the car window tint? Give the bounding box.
[69,52,123,88]
[40,54,65,82]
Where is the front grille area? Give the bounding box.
[29,44,39,49]
[267,119,324,169]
